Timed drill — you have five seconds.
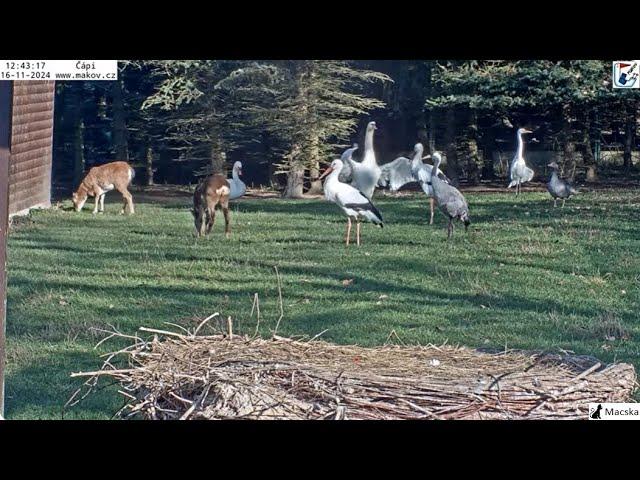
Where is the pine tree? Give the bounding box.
[137,60,246,182]
[216,61,391,197]
[427,60,638,181]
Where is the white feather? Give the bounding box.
[228,161,246,200]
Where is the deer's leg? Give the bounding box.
[356,220,361,246]
[196,211,205,237]
[206,205,216,235]
[122,189,134,215]
[222,202,231,238]
[115,186,132,215]
[99,194,105,213]
[447,218,454,240]
[93,193,100,215]
[429,197,435,225]
[562,199,566,208]
[119,192,127,215]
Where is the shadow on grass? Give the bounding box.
[7,190,640,418]
[5,347,122,420]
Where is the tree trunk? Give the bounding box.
[561,104,577,181]
[146,145,154,186]
[306,136,323,195]
[463,109,481,185]
[111,79,129,160]
[420,63,437,155]
[158,149,170,184]
[284,164,305,198]
[307,162,323,195]
[481,124,496,180]
[210,140,226,175]
[260,132,279,188]
[420,61,433,154]
[426,111,436,154]
[73,117,85,188]
[582,113,598,182]
[623,103,636,172]
[417,127,430,153]
[443,107,460,185]
[283,144,305,198]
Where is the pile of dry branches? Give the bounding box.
[69,323,637,420]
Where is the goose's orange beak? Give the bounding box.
[319,167,333,180]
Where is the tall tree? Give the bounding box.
[216,61,391,197]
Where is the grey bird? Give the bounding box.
[547,161,578,208]
[431,152,471,240]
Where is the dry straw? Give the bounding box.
[68,320,638,420]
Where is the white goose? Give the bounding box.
[508,128,534,195]
[228,161,246,200]
[347,121,381,200]
[378,142,450,224]
[319,159,384,246]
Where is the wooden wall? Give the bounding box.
[9,81,55,216]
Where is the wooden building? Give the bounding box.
[0,79,55,416]
[6,81,55,216]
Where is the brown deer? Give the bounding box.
[72,161,136,215]
[192,174,231,238]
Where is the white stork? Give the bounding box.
[320,159,384,246]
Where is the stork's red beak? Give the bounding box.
[319,167,333,180]
[523,129,533,134]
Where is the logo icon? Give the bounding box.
[613,61,639,89]
[590,404,603,419]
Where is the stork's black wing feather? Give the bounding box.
[344,191,384,223]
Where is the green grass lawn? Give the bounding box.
[5,187,640,419]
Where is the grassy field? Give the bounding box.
[5,186,640,419]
